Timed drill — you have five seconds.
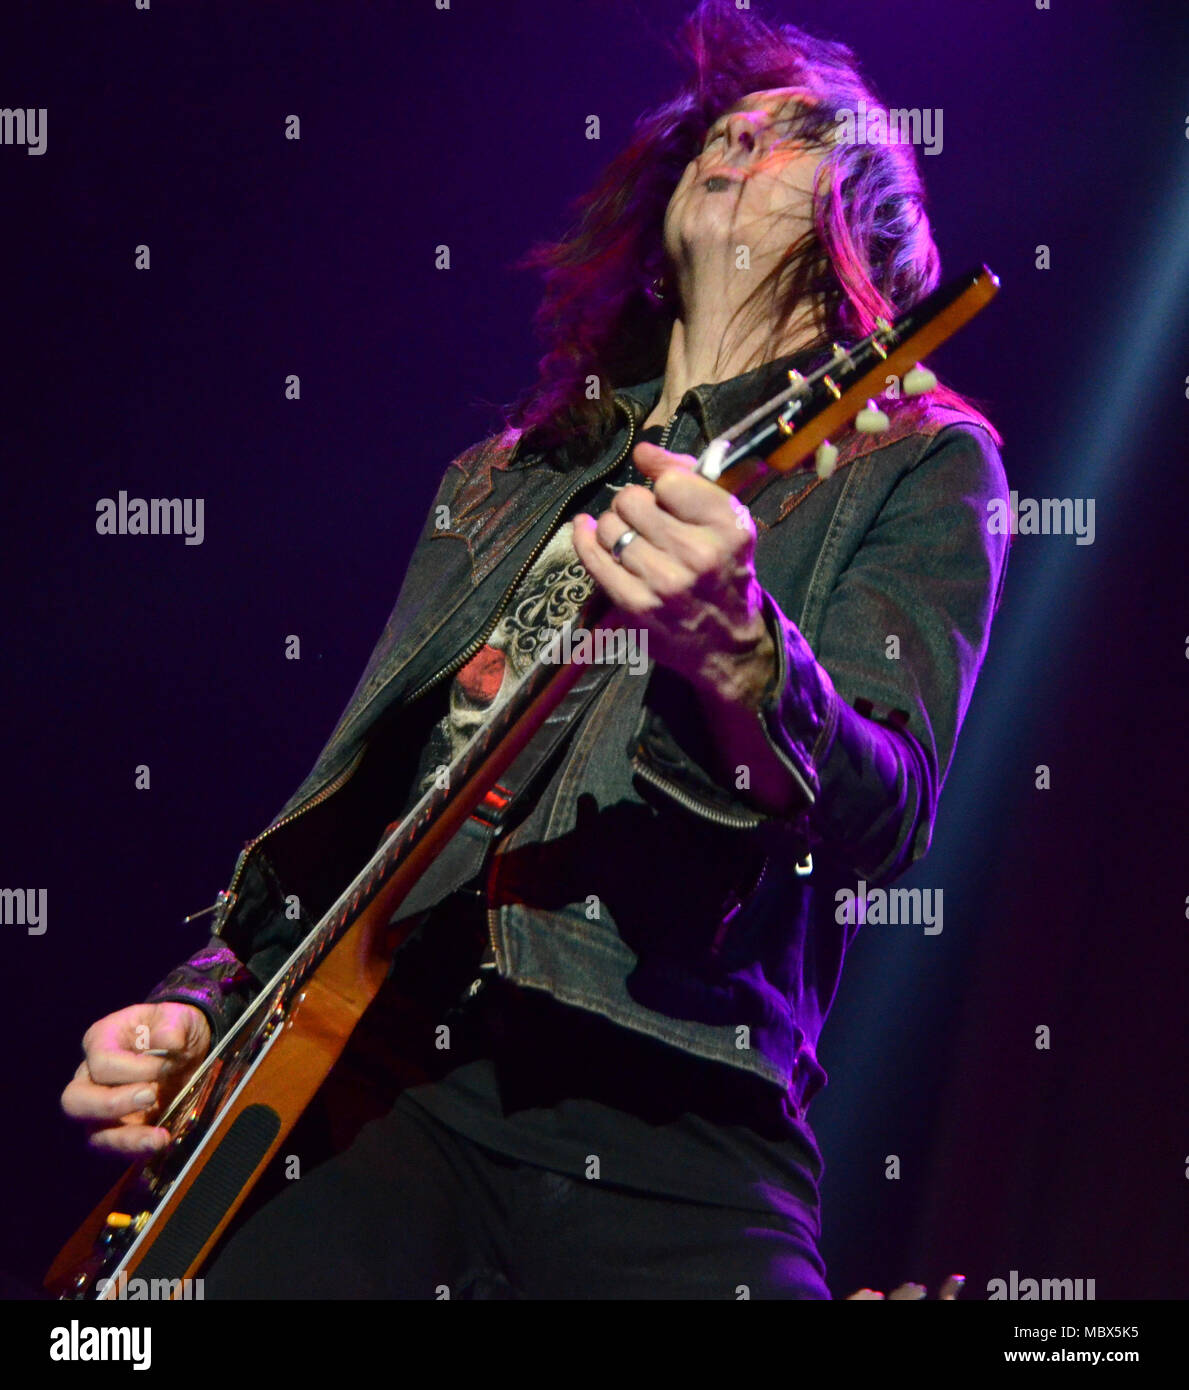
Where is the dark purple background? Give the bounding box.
[3,0,1187,1299]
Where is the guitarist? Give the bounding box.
[60,0,1009,1299]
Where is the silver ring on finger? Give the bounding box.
[610,528,638,564]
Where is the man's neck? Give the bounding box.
[642,294,822,430]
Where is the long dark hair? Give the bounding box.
[506,0,998,468]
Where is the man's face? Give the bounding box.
[663,86,829,278]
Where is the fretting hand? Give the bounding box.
[572,440,777,712]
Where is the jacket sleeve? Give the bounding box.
[144,935,260,1048]
[636,421,1010,885]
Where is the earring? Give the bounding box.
[645,275,668,306]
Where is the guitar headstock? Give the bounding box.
[696,266,999,493]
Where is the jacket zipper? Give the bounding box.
[711,851,770,954]
[484,905,501,978]
[629,755,766,829]
[199,745,368,935]
[202,397,641,938]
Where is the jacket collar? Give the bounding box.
[614,341,837,443]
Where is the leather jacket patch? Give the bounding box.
[429,428,539,585]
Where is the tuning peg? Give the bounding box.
[902,363,938,397]
[815,440,838,479]
[854,399,890,433]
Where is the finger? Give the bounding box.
[85,1120,172,1157]
[592,509,694,598]
[83,1013,187,1080]
[572,513,664,614]
[610,485,728,578]
[81,1044,167,1088]
[888,1282,928,1300]
[654,471,754,543]
[845,1289,885,1300]
[631,440,698,476]
[138,1012,195,1057]
[938,1274,966,1300]
[62,1072,160,1122]
[636,449,754,540]
[93,1002,195,1049]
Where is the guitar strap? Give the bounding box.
[387,658,621,924]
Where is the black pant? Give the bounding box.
[202,1092,831,1300]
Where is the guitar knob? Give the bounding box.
[855,400,890,433]
[815,441,838,479]
[902,363,938,397]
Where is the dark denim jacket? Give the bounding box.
[147,352,1010,1118]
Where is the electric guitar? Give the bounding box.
[46,266,999,1299]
